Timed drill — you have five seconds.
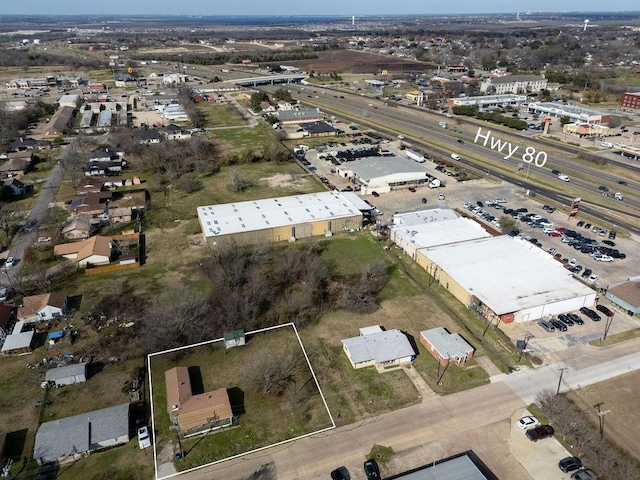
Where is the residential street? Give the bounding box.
[173,335,640,480]
[2,164,62,288]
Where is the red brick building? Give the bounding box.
[621,92,640,111]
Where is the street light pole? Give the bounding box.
[556,367,568,396]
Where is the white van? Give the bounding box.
[450,154,461,160]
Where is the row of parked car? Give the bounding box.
[331,459,380,480]
[538,305,614,332]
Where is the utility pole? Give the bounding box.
[602,311,615,342]
[518,331,533,362]
[556,367,568,396]
[594,402,611,437]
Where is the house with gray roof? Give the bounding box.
[45,362,88,387]
[342,326,415,372]
[34,403,129,465]
[420,327,475,366]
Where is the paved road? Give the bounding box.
[2,164,62,288]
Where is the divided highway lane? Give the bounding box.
[279,87,640,228]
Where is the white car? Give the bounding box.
[137,426,152,449]
[496,198,507,203]
[587,274,599,283]
[4,257,15,268]
[558,174,570,182]
[600,141,613,148]
[594,255,613,262]
[37,236,51,243]
[517,415,540,430]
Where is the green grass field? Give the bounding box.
[196,102,246,128]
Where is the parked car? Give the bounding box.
[581,268,592,279]
[516,415,540,429]
[137,426,152,449]
[408,187,416,192]
[595,304,614,317]
[580,307,601,321]
[4,256,15,268]
[363,459,381,480]
[593,254,613,262]
[331,467,351,480]
[559,456,583,473]
[526,425,554,441]
[550,319,568,332]
[571,469,597,480]
[422,197,427,204]
[567,313,584,325]
[371,191,380,198]
[538,320,555,332]
[587,274,599,284]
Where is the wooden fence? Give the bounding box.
[85,262,140,275]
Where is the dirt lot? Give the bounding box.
[568,370,640,459]
[287,49,433,74]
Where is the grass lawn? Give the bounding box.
[196,102,246,128]
[148,325,333,471]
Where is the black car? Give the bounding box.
[581,268,592,278]
[516,207,528,213]
[331,467,351,480]
[567,313,584,325]
[584,223,591,229]
[363,459,381,480]
[558,313,574,326]
[618,180,628,186]
[371,191,380,198]
[602,240,615,246]
[526,425,554,441]
[609,230,617,239]
[596,304,614,317]
[477,201,484,207]
[559,456,583,473]
[550,319,567,332]
[577,221,585,227]
[580,307,602,322]
[457,139,464,144]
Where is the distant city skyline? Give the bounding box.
[0,1,638,17]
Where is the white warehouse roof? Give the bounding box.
[393,207,461,226]
[198,191,362,238]
[393,217,491,250]
[345,156,430,185]
[424,236,595,315]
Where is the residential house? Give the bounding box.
[1,321,35,355]
[53,236,113,267]
[17,293,68,323]
[0,152,32,177]
[420,327,475,366]
[165,366,234,434]
[8,137,51,152]
[43,106,74,138]
[5,178,27,195]
[162,124,192,140]
[70,191,112,215]
[45,363,88,387]
[341,326,416,372]
[61,214,95,240]
[109,207,133,223]
[34,403,130,465]
[134,129,161,145]
[76,176,123,194]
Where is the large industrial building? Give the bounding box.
[197,191,366,247]
[336,155,433,194]
[391,208,596,324]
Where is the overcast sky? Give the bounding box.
[0,1,638,16]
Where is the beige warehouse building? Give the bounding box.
[197,191,366,247]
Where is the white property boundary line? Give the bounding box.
[147,322,336,480]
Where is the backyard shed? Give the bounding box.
[45,362,88,387]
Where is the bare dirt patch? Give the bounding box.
[260,173,314,190]
[287,49,433,74]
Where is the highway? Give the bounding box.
[268,84,640,233]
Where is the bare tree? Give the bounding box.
[247,351,302,396]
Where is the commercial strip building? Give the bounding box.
[527,102,610,125]
[197,191,366,248]
[335,156,433,194]
[391,209,596,324]
[605,279,640,315]
[620,92,640,111]
[447,94,528,109]
[480,74,547,95]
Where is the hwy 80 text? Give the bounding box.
[474,127,547,167]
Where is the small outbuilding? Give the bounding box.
[420,327,475,366]
[342,326,415,372]
[45,362,88,387]
[1,321,35,355]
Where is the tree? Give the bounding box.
[247,351,302,396]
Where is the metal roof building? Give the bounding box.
[336,156,431,194]
[386,451,497,480]
[45,362,88,387]
[342,326,415,372]
[34,403,130,465]
[197,191,364,248]
[420,235,596,323]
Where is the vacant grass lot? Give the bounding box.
[148,325,333,471]
[196,102,246,128]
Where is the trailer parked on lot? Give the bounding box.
[405,149,425,163]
